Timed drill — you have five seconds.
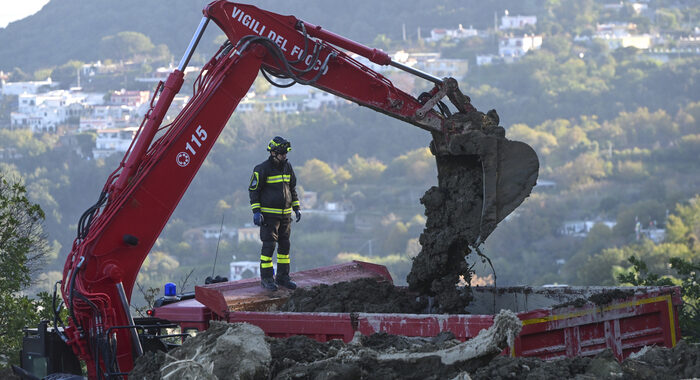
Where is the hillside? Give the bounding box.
[0,0,541,72]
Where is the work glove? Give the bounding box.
[294,209,302,223]
[253,211,264,226]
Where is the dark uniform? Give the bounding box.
[249,140,300,288]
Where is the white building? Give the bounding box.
[10,90,86,133]
[135,65,202,83]
[499,34,543,57]
[79,105,133,132]
[595,33,652,50]
[110,89,150,107]
[427,24,478,42]
[500,15,537,30]
[560,220,617,238]
[230,261,259,281]
[1,78,56,96]
[303,201,353,223]
[79,117,116,131]
[236,227,259,244]
[238,85,348,113]
[93,127,138,158]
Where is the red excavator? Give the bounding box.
[14,1,539,379]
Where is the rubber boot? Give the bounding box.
[261,276,278,291]
[275,273,297,290]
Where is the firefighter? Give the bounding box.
[249,136,302,291]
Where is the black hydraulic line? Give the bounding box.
[77,191,108,240]
[437,100,452,118]
[52,280,69,343]
[234,34,335,88]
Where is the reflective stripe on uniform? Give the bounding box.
[260,207,293,214]
[261,262,274,268]
[260,255,272,261]
[266,175,291,184]
[292,200,300,207]
[277,253,290,264]
[251,203,261,210]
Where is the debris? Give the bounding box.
[130,321,271,380]
[131,319,700,379]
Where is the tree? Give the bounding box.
[618,256,700,342]
[344,154,386,183]
[0,174,50,366]
[99,31,155,62]
[297,158,336,192]
[385,147,436,185]
[50,60,84,89]
[553,151,607,189]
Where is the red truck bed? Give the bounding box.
[153,261,682,361]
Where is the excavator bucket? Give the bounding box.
[432,110,539,244]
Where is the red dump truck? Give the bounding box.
[153,260,682,362]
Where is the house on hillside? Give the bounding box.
[500,14,537,30]
[427,24,478,42]
[1,77,57,96]
[560,220,616,237]
[499,34,543,58]
[230,261,259,281]
[93,127,138,158]
[109,89,150,107]
[237,226,259,244]
[10,90,86,133]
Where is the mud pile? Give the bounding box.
[472,340,700,380]
[132,311,523,379]
[279,278,429,313]
[131,319,700,380]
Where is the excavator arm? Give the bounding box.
[60,1,538,378]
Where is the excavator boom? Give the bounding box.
[58,2,538,378]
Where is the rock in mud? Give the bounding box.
[130,321,270,379]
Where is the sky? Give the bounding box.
[0,0,50,28]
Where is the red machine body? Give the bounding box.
[61,0,539,378]
[154,272,682,363]
[61,2,479,378]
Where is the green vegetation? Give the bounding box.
[618,256,700,342]
[0,175,52,366]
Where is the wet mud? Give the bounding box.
[282,110,538,315]
[472,340,700,380]
[406,109,538,313]
[279,278,429,313]
[131,321,700,380]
